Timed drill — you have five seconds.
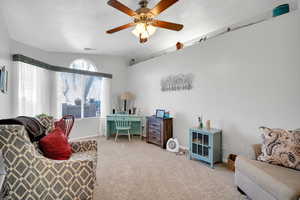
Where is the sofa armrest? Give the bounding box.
[0,125,96,199]
[252,144,262,160]
[70,139,98,153]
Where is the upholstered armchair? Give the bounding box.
[0,124,97,200]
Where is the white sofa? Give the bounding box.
[235,144,300,200]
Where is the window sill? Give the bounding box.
[75,117,100,121]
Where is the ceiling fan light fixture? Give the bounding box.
[132,23,156,40]
[106,0,183,43]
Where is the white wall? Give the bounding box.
[0,11,12,118]
[9,40,129,138]
[128,11,300,160]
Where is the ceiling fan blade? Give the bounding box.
[107,0,137,17]
[152,20,183,31]
[150,0,179,16]
[106,23,135,34]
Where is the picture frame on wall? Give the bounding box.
[0,66,8,93]
[156,109,165,119]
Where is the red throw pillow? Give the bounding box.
[39,127,72,160]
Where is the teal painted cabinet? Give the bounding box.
[189,128,222,168]
[106,115,144,138]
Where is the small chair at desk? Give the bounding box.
[115,116,132,142]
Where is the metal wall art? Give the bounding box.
[0,66,8,93]
[161,73,193,91]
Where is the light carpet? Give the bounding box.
[94,136,245,200]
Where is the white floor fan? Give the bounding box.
[166,138,180,153]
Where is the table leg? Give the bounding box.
[140,121,143,140]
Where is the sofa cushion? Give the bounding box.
[39,127,72,160]
[258,127,300,170]
[36,114,55,134]
[236,156,300,200]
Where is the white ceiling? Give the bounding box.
[0,0,295,59]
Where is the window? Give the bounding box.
[58,59,102,119]
[17,62,51,116]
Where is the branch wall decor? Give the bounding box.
[161,73,193,91]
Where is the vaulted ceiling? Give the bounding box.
[1,0,294,59]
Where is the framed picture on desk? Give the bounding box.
[156,109,165,119]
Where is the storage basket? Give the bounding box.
[227,154,237,171]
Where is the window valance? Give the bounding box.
[12,54,112,79]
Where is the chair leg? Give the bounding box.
[140,126,143,140]
[128,130,131,142]
[115,130,119,142]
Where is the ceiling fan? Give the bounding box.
[106,0,184,43]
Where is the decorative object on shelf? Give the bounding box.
[205,120,211,130]
[198,116,203,129]
[156,109,165,119]
[137,108,142,116]
[176,42,184,50]
[227,154,237,171]
[146,116,173,148]
[132,107,137,115]
[106,0,184,43]
[166,138,179,153]
[120,92,134,112]
[164,111,170,118]
[0,66,8,93]
[189,128,222,168]
[161,73,193,91]
[273,4,289,17]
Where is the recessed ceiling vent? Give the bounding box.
[84,48,96,51]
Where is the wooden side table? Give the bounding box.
[146,116,173,148]
[189,128,222,168]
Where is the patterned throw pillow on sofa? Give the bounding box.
[258,127,300,170]
[36,114,55,134]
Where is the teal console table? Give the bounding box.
[189,128,222,168]
[106,115,144,139]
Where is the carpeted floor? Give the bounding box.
[94,136,245,200]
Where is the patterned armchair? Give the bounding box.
[0,123,98,200]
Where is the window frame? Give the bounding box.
[59,59,102,119]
